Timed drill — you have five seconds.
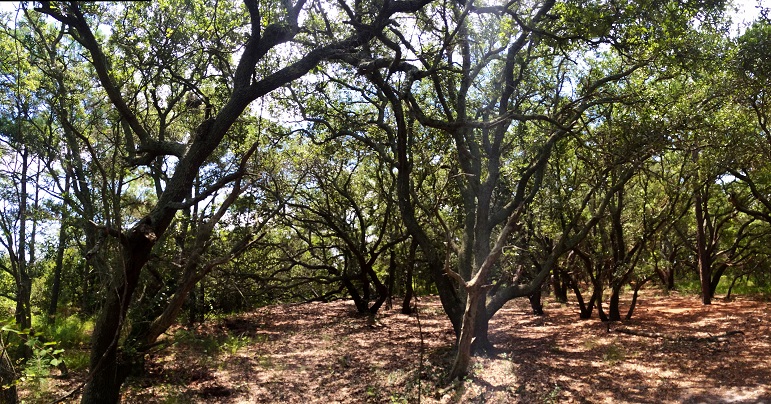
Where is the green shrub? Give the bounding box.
[33,314,93,348]
[602,343,625,364]
[62,349,90,372]
[222,333,252,355]
[173,329,220,355]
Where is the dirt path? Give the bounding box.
[28,291,771,403]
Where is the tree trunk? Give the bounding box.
[80,228,109,316]
[360,269,371,303]
[596,290,608,322]
[608,286,621,321]
[47,226,67,322]
[401,243,416,314]
[146,266,204,346]
[15,147,32,333]
[694,188,711,305]
[449,285,482,380]
[471,298,493,354]
[529,288,544,316]
[47,176,70,322]
[552,265,568,303]
[342,277,368,313]
[654,260,669,290]
[572,249,600,319]
[367,283,388,315]
[625,276,650,320]
[81,292,124,403]
[186,286,199,327]
[386,251,396,310]
[655,266,676,291]
[709,263,728,299]
[665,246,678,291]
[81,232,153,404]
[569,279,592,319]
[402,240,418,314]
[197,281,206,324]
[401,266,414,314]
[724,272,748,301]
[428,254,463,333]
[363,262,388,315]
[693,149,712,305]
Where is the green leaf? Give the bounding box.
[0,325,20,334]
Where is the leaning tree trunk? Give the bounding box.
[81,230,154,404]
[709,263,728,299]
[342,276,369,313]
[596,287,609,322]
[145,262,205,346]
[364,263,389,315]
[569,280,592,319]
[449,284,482,379]
[625,276,651,320]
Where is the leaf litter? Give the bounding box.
[27,291,771,403]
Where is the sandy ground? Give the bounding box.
[25,291,771,403]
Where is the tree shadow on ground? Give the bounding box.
[494,292,771,403]
[98,292,771,403]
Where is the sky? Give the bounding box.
[731,0,769,34]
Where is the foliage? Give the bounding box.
[0,321,66,396]
[32,314,93,349]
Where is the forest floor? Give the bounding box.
[26,290,771,403]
